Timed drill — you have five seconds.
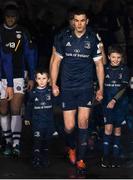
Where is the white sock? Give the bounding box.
[11,115,22,147]
[1,115,12,144]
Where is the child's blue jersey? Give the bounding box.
[55,27,102,90]
[103,63,129,104]
[25,86,53,125]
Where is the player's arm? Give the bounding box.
[50,52,62,97]
[23,31,36,91]
[1,48,14,100]
[95,58,104,101]
[49,47,56,85]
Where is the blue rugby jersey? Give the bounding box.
[55,27,102,90]
[104,63,129,103]
[25,86,53,123]
[0,24,36,80]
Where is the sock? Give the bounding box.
[1,115,12,144]
[42,140,49,164]
[103,134,112,157]
[65,128,76,149]
[33,130,42,158]
[77,128,88,161]
[113,135,121,158]
[11,115,22,147]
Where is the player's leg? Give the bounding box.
[76,107,91,173]
[63,110,77,165]
[61,89,77,165]
[0,79,12,156]
[10,78,25,157]
[10,93,24,157]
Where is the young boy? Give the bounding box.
[101,45,129,168]
[25,68,55,168]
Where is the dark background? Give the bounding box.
[0,0,133,70]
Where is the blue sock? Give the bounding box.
[103,134,112,157]
[65,129,76,149]
[78,128,88,161]
[113,135,121,158]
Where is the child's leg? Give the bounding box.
[111,127,121,167]
[101,124,113,167]
[103,124,113,157]
[41,139,50,167]
[113,127,121,158]
[32,129,43,167]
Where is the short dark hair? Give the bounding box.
[72,7,89,19]
[108,45,124,56]
[3,5,19,18]
[35,68,49,78]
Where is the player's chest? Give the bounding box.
[2,30,23,50]
[64,37,93,55]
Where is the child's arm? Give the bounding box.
[107,65,129,109]
[107,86,127,109]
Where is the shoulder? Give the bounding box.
[56,27,72,41]
[86,27,97,38]
[120,64,129,72]
[104,63,110,71]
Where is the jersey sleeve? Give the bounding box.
[0,46,13,87]
[91,34,102,62]
[23,30,36,80]
[53,31,64,59]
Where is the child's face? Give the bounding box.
[35,73,49,88]
[108,52,122,66]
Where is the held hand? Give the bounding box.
[6,87,14,101]
[27,80,34,91]
[52,84,60,96]
[96,89,103,102]
[107,99,116,109]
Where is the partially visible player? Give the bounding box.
[0,3,36,158]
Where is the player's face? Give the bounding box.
[108,52,122,66]
[73,14,88,34]
[36,73,49,88]
[5,16,17,27]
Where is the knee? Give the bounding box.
[78,117,88,129]
[10,108,21,115]
[0,112,9,116]
[114,127,121,136]
[64,125,75,133]
[105,125,113,135]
